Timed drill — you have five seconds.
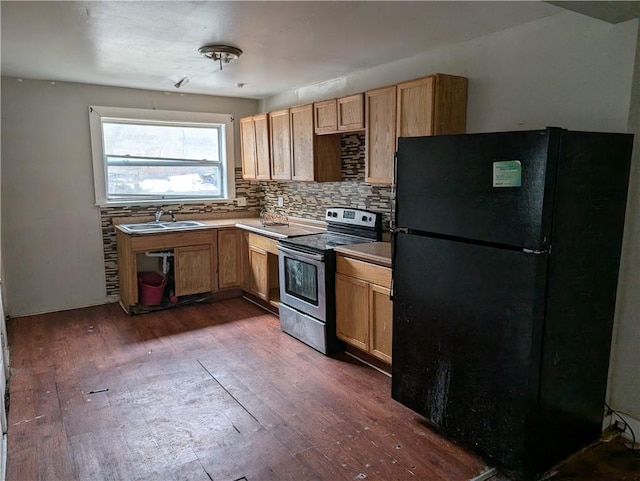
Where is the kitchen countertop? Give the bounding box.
[234,218,325,239]
[114,215,326,239]
[334,242,392,268]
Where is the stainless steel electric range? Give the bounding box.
[277,207,382,354]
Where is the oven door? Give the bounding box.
[278,245,327,322]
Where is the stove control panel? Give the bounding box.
[325,207,380,229]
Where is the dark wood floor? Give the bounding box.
[7,298,491,481]
[8,299,640,481]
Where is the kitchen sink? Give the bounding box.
[119,220,206,233]
[122,224,166,231]
[161,221,204,228]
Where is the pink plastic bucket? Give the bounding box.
[138,272,167,306]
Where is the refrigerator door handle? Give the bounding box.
[522,247,551,255]
[391,151,398,231]
[389,228,404,302]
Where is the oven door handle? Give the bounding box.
[277,245,325,262]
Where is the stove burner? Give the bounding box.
[279,232,374,254]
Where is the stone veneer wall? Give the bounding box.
[260,133,393,227]
[100,168,262,297]
[102,133,393,298]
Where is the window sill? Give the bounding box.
[96,198,237,208]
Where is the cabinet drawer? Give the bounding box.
[336,256,391,288]
[247,232,279,255]
[130,231,214,252]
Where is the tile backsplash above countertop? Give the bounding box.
[260,133,392,229]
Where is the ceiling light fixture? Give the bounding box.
[198,44,243,71]
[173,77,189,89]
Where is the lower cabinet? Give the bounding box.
[218,228,243,289]
[248,245,269,299]
[174,245,213,296]
[335,255,393,364]
[115,226,290,315]
[116,229,219,314]
[369,284,393,364]
[244,232,280,306]
[335,274,369,351]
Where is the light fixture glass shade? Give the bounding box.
[199,44,243,70]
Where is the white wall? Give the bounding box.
[262,12,640,432]
[607,26,640,438]
[1,80,258,316]
[262,12,637,134]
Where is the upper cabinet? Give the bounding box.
[366,73,468,184]
[365,86,397,184]
[239,116,257,180]
[291,104,315,181]
[313,94,364,135]
[253,114,271,180]
[240,73,467,184]
[240,114,271,180]
[291,104,342,182]
[314,100,338,134]
[396,74,467,138]
[337,94,365,132]
[269,109,293,180]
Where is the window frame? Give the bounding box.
[89,106,235,206]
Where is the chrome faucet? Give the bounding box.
[168,210,177,222]
[154,209,164,222]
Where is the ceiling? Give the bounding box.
[1,1,638,100]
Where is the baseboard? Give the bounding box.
[241,292,279,315]
[9,296,120,319]
[1,433,6,481]
[344,345,392,376]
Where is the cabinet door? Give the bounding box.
[116,230,137,308]
[338,94,364,132]
[397,74,468,137]
[432,74,468,135]
[248,246,269,300]
[254,114,272,180]
[290,104,315,181]
[370,284,393,364]
[174,245,213,296]
[396,76,435,138]
[269,109,292,180]
[365,85,396,184]
[314,99,337,134]
[240,116,257,179]
[241,231,250,291]
[218,229,242,289]
[335,273,369,351]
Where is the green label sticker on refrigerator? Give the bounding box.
[493,160,522,187]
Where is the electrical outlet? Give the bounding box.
[236,197,247,207]
[277,196,284,207]
[613,420,626,432]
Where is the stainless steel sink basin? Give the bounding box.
[123,223,166,231]
[119,220,206,233]
[162,221,204,228]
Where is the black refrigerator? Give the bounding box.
[391,128,633,480]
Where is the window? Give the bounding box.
[89,106,235,205]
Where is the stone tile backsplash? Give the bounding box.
[261,133,392,225]
[103,132,392,298]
